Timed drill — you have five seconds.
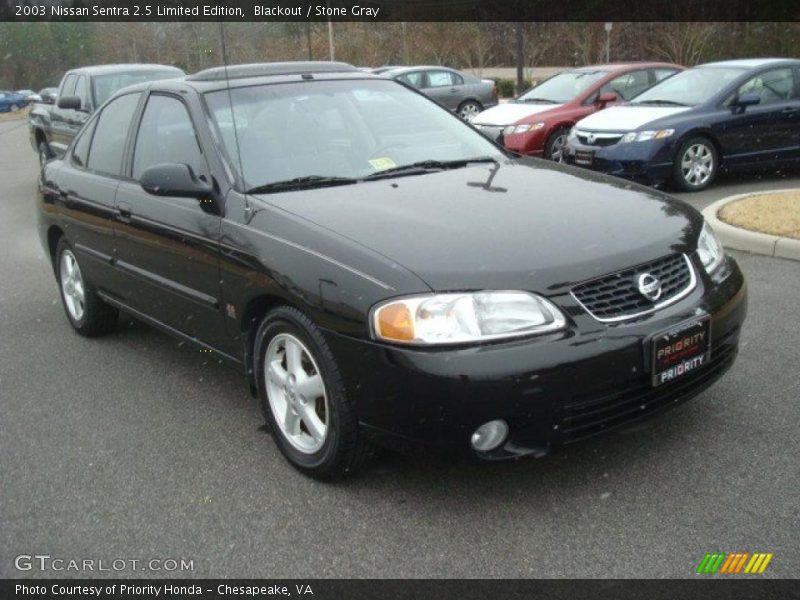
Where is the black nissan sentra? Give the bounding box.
[37,62,747,478]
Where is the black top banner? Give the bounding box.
[3,0,800,22]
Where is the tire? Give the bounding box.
[672,136,718,192]
[544,126,570,162]
[55,238,118,337]
[38,141,52,168]
[9,103,20,112]
[457,100,482,121]
[254,306,373,479]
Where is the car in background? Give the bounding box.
[564,58,800,191]
[472,63,683,161]
[381,66,498,120]
[0,90,30,112]
[38,87,58,104]
[15,89,39,104]
[36,61,746,478]
[29,63,184,165]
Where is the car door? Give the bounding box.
[49,73,77,156]
[113,92,226,343]
[716,67,798,165]
[422,70,462,110]
[55,92,142,296]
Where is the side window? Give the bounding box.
[451,73,464,86]
[73,75,89,110]
[601,70,651,101]
[60,74,77,98]
[426,70,454,88]
[398,72,425,89]
[86,93,140,176]
[132,95,207,181]
[71,118,97,168]
[738,68,794,105]
[653,68,679,82]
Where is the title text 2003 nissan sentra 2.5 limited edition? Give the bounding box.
[37,62,747,478]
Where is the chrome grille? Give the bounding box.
[571,254,695,322]
[575,130,624,147]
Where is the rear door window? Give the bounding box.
[426,70,455,88]
[86,92,141,176]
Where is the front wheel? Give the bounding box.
[254,306,372,479]
[55,238,118,336]
[672,136,718,192]
[457,100,482,121]
[9,103,20,112]
[545,127,570,162]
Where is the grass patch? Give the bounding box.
[719,190,800,240]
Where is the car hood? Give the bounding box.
[576,105,692,131]
[255,160,702,295]
[472,102,564,126]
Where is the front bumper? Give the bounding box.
[564,137,677,186]
[323,256,747,459]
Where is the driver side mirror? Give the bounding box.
[140,163,218,212]
[734,92,761,108]
[57,95,85,111]
[595,92,618,107]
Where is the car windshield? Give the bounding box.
[631,66,745,106]
[516,70,608,104]
[204,79,503,191]
[92,69,182,106]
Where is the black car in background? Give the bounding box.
[38,62,746,478]
[29,63,184,166]
[564,58,800,191]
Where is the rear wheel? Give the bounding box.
[9,103,20,112]
[672,136,718,192]
[38,141,52,168]
[55,238,118,336]
[254,306,372,479]
[457,100,482,121]
[545,127,570,162]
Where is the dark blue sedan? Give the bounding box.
[564,58,800,191]
[0,90,28,113]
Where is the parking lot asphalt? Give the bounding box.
[1,119,798,579]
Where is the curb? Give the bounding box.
[701,190,800,262]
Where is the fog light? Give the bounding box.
[470,420,509,452]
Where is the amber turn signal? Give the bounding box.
[374,302,415,342]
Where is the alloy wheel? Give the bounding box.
[549,133,568,163]
[60,250,85,321]
[681,143,714,187]
[265,333,329,454]
[10,104,19,112]
[459,102,481,121]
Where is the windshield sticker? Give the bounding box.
[368,157,397,171]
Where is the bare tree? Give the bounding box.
[644,22,718,66]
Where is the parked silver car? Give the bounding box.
[381,66,497,120]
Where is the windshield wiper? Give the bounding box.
[363,157,499,180]
[518,97,558,103]
[246,175,357,194]
[632,99,690,106]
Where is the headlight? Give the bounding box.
[619,129,675,143]
[503,122,545,136]
[697,221,724,274]
[371,291,567,345]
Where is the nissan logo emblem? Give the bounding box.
[637,273,662,302]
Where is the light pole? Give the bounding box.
[604,22,613,63]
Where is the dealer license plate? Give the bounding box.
[651,316,711,387]
[574,150,594,165]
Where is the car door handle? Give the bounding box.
[116,201,132,223]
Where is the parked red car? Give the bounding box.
[472,62,684,161]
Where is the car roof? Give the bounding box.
[65,63,185,76]
[698,58,800,69]
[187,61,359,82]
[382,66,461,74]
[572,62,682,72]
